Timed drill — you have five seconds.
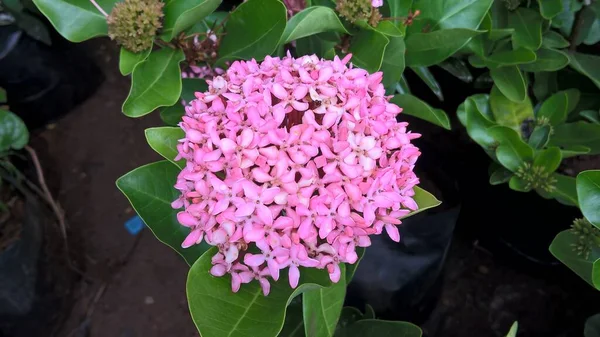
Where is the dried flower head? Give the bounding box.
[172,53,421,295]
[107,0,164,53]
[336,0,375,24]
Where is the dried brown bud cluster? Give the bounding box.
[107,0,164,53]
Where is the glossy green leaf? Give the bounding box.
[119,48,151,76]
[538,91,568,125]
[568,52,600,90]
[281,6,348,44]
[374,21,404,37]
[123,48,184,117]
[484,48,537,68]
[581,110,600,124]
[409,0,493,31]
[302,264,346,337]
[464,96,497,148]
[296,33,339,59]
[564,88,581,114]
[280,298,304,337]
[160,0,222,41]
[395,75,411,94]
[549,122,600,155]
[181,78,209,102]
[117,161,210,265]
[217,0,287,63]
[406,186,442,218]
[490,85,533,130]
[538,0,563,19]
[469,54,486,68]
[528,125,551,149]
[489,28,514,41]
[509,176,531,192]
[577,170,600,227]
[381,37,405,91]
[411,67,443,101]
[585,313,600,337]
[490,66,526,103]
[349,29,389,73]
[187,247,332,337]
[542,30,570,48]
[519,48,569,72]
[550,230,600,289]
[506,321,519,337]
[490,166,513,185]
[438,58,472,83]
[534,146,562,173]
[390,94,451,130]
[489,126,534,171]
[405,29,483,67]
[561,145,592,158]
[0,109,28,151]
[145,127,185,168]
[160,104,185,126]
[388,0,412,26]
[508,8,543,50]
[342,320,422,337]
[551,173,578,206]
[533,72,557,102]
[32,0,116,42]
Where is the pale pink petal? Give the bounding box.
[244,253,266,266]
[272,83,288,100]
[385,224,400,242]
[259,278,271,296]
[235,203,256,217]
[289,264,300,288]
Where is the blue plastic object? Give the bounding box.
[125,215,145,235]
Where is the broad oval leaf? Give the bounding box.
[0,109,28,151]
[548,122,600,155]
[32,0,117,42]
[404,186,442,218]
[160,104,185,126]
[537,91,568,125]
[519,48,569,72]
[116,161,210,265]
[145,127,185,168]
[348,29,389,73]
[508,8,544,50]
[542,30,570,48]
[280,6,348,44]
[484,47,537,68]
[568,52,600,90]
[302,264,346,337]
[490,166,513,185]
[381,37,405,92]
[528,125,551,149]
[490,85,533,131]
[551,173,578,206]
[187,247,332,337]
[463,95,496,148]
[488,125,534,171]
[438,58,473,83]
[388,0,412,31]
[490,66,526,103]
[408,0,493,32]
[160,0,222,41]
[550,230,600,289]
[390,94,451,130]
[405,29,483,67]
[119,48,151,76]
[411,67,443,101]
[561,145,592,158]
[374,21,404,37]
[533,146,562,173]
[509,176,532,192]
[217,0,287,64]
[539,0,563,19]
[123,48,185,117]
[577,170,600,227]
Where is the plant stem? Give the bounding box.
[569,3,589,50]
[90,0,109,17]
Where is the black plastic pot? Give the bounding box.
[345,137,461,325]
[0,24,103,130]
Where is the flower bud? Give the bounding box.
[107,0,164,53]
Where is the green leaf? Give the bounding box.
[160,0,222,41]
[464,95,497,148]
[490,85,533,130]
[528,125,551,149]
[17,12,52,45]
[550,230,600,289]
[343,320,422,337]
[160,104,185,126]
[187,247,333,337]
[374,21,404,37]
[335,307,363,336]
[519,48,569,72]
[296,33,339,59]
[534,146,562,173]
[568,52,600,90]
[484,47,537,68]
[390,94,451,130]
[508,8,544,50]
[561,145,592,158]
[411,67,443,101]
[217,0,287,63]
[538,91,568,125]
[409,0,493,31]
[538,0,563,19]
[438,58,472,83]
[405,186,442,218]
[489,126,534,171]
[490,66,526,103]
[0,109,29,151]
[116,161,210,265]
[381,37,405,92]
[186,11,229,34]
[551,173,578,206]
[549,122,600,155]
[388,0,412,28]
[280,298,305,337]
[364,305,376,319]
[302,264,346,337]
[395,75,411,94]
[181,78,209,103]
[581,110,600,124]
[281,6,348,44]
[405,29,483,67]
[0,88,6,103]
[509,176,532,192]
[123,48,185,117]
[489,28,514,41]
[32,0,116,42]
[119,48,151,76]
[533,72,557,102]
[490,166,513,185]
[145,127,185,169]
[585,314,600,337]
[577,170,600,227]
[506,321,519,337]
[542,30,570,48]
[349,29,389,73]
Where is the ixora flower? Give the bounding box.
[172,53,421,296]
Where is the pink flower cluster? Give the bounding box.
[173,53,421,296]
